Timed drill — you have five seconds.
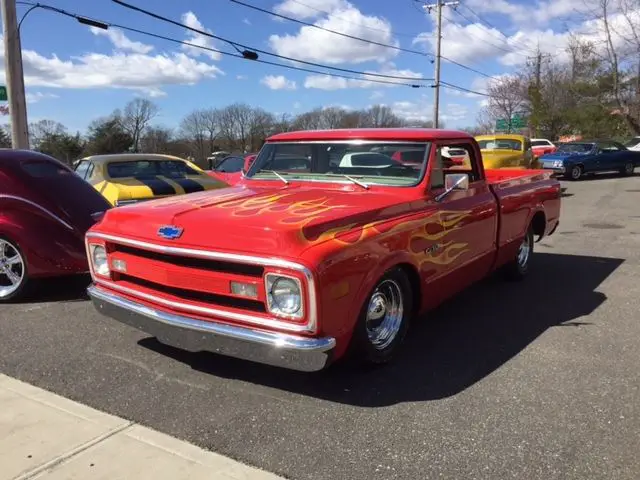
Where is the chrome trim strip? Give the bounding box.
[88,284,335,372]
[0,194,74,230]
[93,279,314,333]
[265,140,431,145]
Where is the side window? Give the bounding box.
[430,142,481,190]
[74,160,89,179]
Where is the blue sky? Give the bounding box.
[7,0,601,133]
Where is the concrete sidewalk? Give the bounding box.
[0,374,283,480]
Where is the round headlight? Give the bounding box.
[92,245,110,276]
[270,277,301,314]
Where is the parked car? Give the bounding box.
[207,153,258,185]
[624,136,640,151]
[74,153,228,206]
[0,150,111,302]
[206,151,231,169]
[475,134,535,168]
[539,140,640,180]
[85,128,561,372]
[531,138,557,158]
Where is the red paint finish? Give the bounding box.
[0,150,112,278]
[87,129,561,365]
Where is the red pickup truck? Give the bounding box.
[86,129,561,372]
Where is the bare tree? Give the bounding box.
[29,119,66,149]
[140,127,173,153]
[362,105,404,127]
[119,98,160,152]
[484,76,528,132]
[291,109,324,130]
[180,110,209,160]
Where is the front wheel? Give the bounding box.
[0,237,29,302]
[349,267,413,365]
[503,227,534,281]
[566,165,583,181]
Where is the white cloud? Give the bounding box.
[180,11,222,61]
[370,90,384,100]
[465,0,592,27]
[269,1,399,64]
[293,101,302,109]
[243,18,252,25]
[260,75,297,90]
[90,27,154,54]
[273,0,348,20]
[25,92,59,103]
[236,74,248,80]
[388,98,468,124]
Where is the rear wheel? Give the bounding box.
[349,268,413,365]
[0,237,29,302]
[503,227,533,281]
[620,162,634,176]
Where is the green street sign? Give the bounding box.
[0,86,7,102]
[496,119,509,130]
[496,115,528,131]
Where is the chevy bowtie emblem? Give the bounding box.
[158,225,183,240]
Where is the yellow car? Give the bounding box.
[73,153,228,206]
[475,134,535,169]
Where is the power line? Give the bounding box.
[440,81,490,97]
[111,0,433,83]
[229,0,432,58]
[18,1,429,88]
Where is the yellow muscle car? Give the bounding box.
[475,134,535,169]
[73,153,228,206]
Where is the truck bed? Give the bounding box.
[485,168,552,185]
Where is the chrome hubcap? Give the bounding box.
[0,239,25,298]
[517,234,531,268]
[365,279,404,350]
[572,167,581,179]
[625,163,633,174]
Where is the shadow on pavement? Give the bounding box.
[139,252,623,406]
[20,274,91,303]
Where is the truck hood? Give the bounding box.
[96,184,416,258]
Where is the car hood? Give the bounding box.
[108,175,227,200]
[95,184,417,258]
[540,152,589,161]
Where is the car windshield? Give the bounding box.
[246,141,430,186]
[477,139,522,150]
[215,156,245,172]
[107,160,200,178]
[624,137,640,147]
[556,143,594,153]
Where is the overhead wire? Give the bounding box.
[16,1,431,88]
[111,0,434,83]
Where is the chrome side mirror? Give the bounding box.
[435,173,469,202]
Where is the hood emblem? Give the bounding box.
[158,225,183,240]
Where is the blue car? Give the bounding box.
[540,140,640,180]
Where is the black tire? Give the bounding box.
[348,267,413,366]
[565,164,583,181]
[503,226,534,281]
[0,236,30,303]
[620,162,635,176]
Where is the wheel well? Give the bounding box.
[396,263,421,315]
[531,210,546,239]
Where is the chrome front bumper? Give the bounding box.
[87,284,336,372]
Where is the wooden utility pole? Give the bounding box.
[423,1,459,129]
[1,0,29,149]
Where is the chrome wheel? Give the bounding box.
[0,239,25,298]
[624,163,634,175]
[571,165,582,180]
[517,232,531,268]
[365,279,404,350]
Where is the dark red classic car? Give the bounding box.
[0,150,111,301]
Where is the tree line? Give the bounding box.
[2,98,434,167]
[478,0,640,140]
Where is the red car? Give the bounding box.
[86,128,560,371]
[531,138,557,159]
[207,153,257,185]
[0,150,111,302]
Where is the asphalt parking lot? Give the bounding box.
[1,173,639,480]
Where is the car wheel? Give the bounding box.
[0,236,29,302]
[349,267,413,366]
[503,226,534,281]
[620,162,634,176]
[566,165,583,181]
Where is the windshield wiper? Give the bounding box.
[342,174,369,190]
[258,169,289,185]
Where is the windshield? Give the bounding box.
[624,138,640,147]
[247,141,430,186]
[107,160,201,179]
[215,156,245,172]
[477,139,522,151]
[556,143,594,153]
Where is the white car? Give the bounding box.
[625,137,640,151]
